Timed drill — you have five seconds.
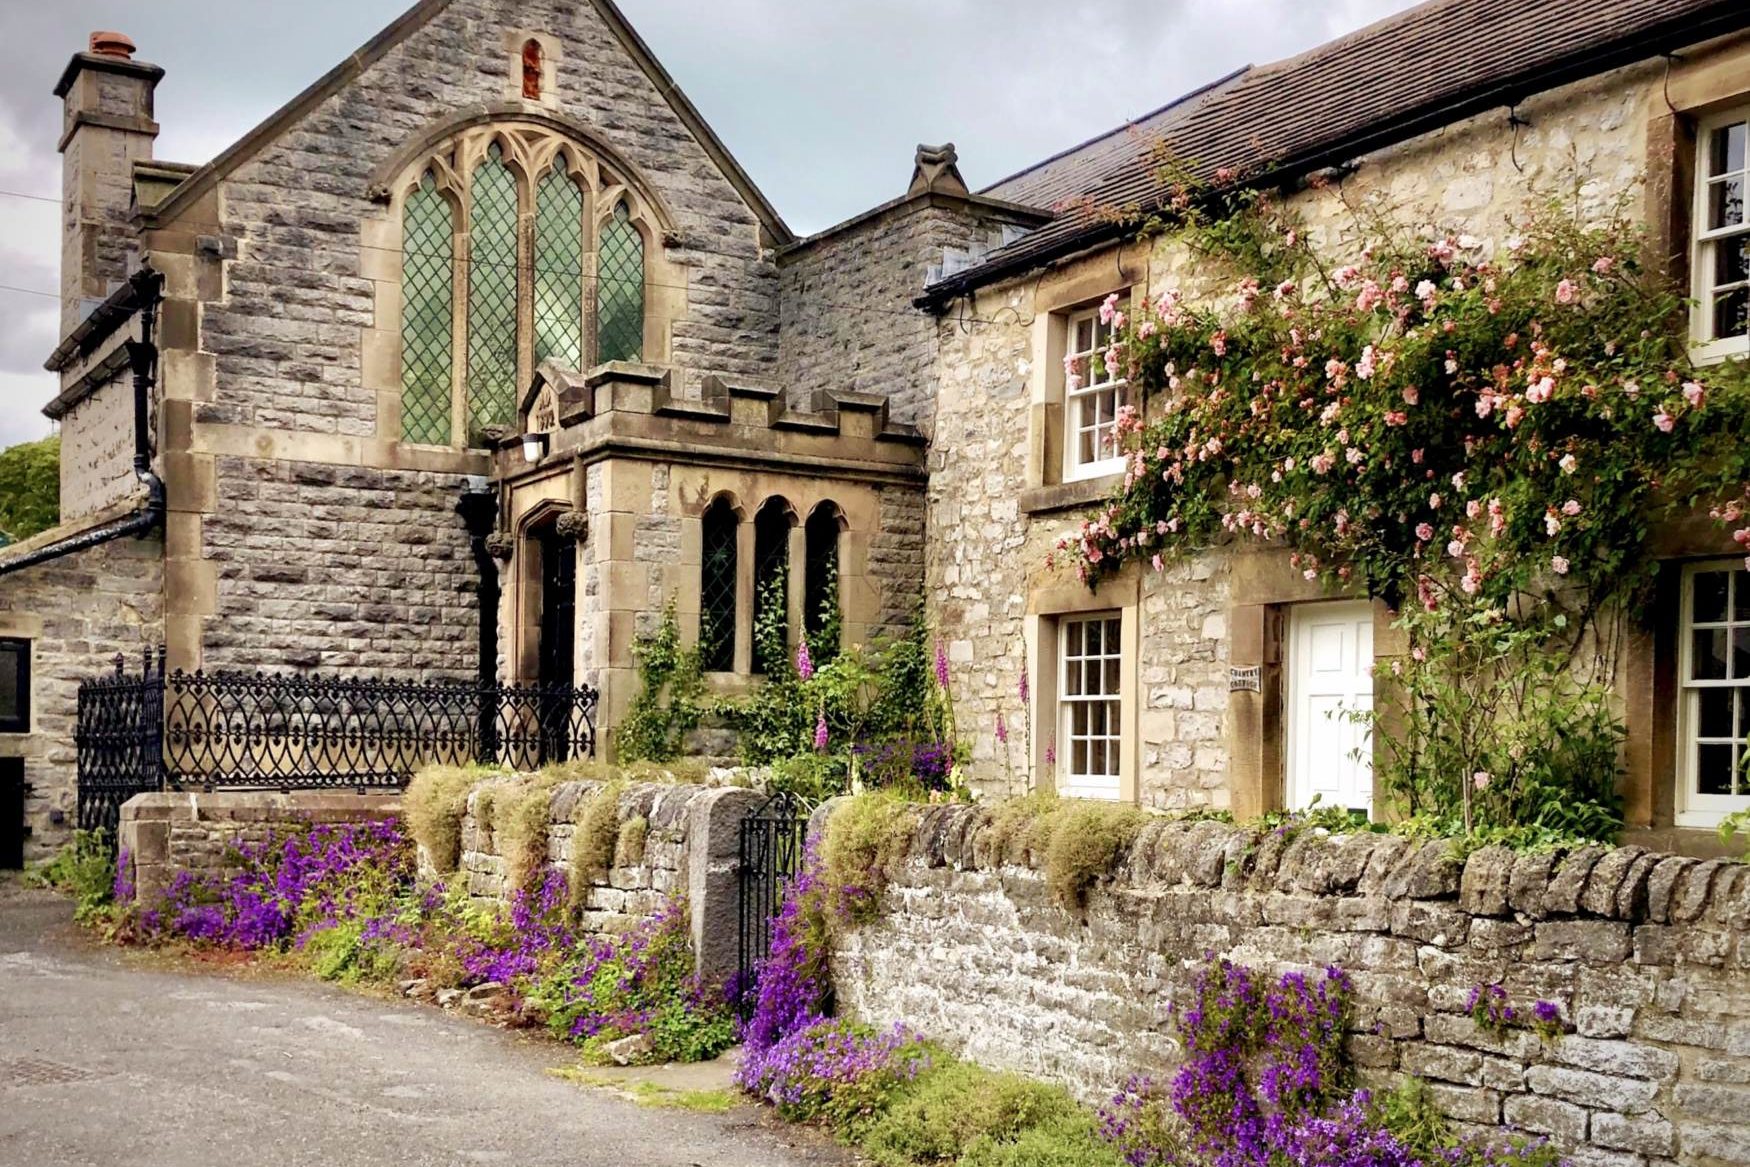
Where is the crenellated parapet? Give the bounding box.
[507,362,926,486]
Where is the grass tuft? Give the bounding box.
[403,764,490,873]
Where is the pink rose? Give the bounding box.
[1653,409,1675,433]
[1555,279,1578,305]
[1551,555,1570,575]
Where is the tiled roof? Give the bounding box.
[980,67,1250,211]
[924,0,1750,306]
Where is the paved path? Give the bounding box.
[0,882,846,1167]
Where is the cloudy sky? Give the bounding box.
[0,0,1418,450]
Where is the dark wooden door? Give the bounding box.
[537,529,576,762]
[0,758,23,869]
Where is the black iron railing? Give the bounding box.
[75,650,599,838]
[75,649,168,835]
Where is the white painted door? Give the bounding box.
[1287,601,1375,815]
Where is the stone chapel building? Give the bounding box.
[2,0,1748,859]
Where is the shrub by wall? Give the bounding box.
[829,804,1750,1167]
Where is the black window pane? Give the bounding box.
[1698,743,1735,795]
[1712,177,1746,231]
[0,645,18,723]
[1700,688,1735,739]
[1716,236,1750,287]
[1695,572,1729,623]
[1695,629,1730,681]
[1737,572,1750,622]
[1718,288,1750,340]
[1736,628,1750,680]
[1713,123,1748,177]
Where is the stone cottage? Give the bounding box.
[2,0,1748,859]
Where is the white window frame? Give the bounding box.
[1690,106,1750,364]
[1062,305,1128,482]
[1057,612,1124,800]
[1676,559,1750,827]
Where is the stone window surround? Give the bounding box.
[1673,557,1750,826]
[1018,251,1146,513]
[1025,572,1141,803]
[0,636,31,735]
[362,111,684,458]
[1061,303,1128,483]
[1645,35,1750,366]
[1687,102,1750,362]
[687,490,848,683]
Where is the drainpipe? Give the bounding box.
[0,265,165,578]
[456,480,501,761]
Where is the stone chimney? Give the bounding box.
[53,32,163,337]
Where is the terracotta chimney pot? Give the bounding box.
[89,32,136,59]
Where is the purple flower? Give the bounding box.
[813,712,829,752]
[934,640,950,690]
[995,712,1008,745]
[1017,667,1030,705]
[796,639,814,681]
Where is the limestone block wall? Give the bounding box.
[193,0,779,440]
[924,62,1659,809]
[120,791,401,907]
[454,778,762,983]
[779,202,1024,429]
[57,368,139,520]
[833,805,1750,1167]
[0,535,163,858]
[199,456,477,675]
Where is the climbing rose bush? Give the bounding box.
[1058,202,1750,837]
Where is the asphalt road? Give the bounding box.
[0,882,846,1167]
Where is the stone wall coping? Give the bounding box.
[883,803,1750,930]
[120,790,403,824]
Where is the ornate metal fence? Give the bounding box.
[75,650,167,835]
[736,789,811,1013]
[75,651,599,839]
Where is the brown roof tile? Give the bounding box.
[924,0,1750,305]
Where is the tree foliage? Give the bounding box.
[0,436,59,543]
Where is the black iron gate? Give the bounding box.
[736,790,810,1008]
[75,649,167,837]
[73,650,600,842]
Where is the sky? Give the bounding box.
[0,0,1420,450]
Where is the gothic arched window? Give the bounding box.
[466,142,520,433]
[597,201,645,364]
[392,123,662,447]
[752,498,794,676]
[399,172,454,445]
[522,39,543,100]
[804,502,842,660]
[535,168,585,371]
[700,497,739,673]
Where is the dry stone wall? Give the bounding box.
[120,791,401,907]
[454,777,761,983]
[833,805,1750,1167]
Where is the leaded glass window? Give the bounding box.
[700,499,738,673]
[534,169,584,371]
[466,143,520,436]
[752,499,792,676]
[400,173,454,445]
[804,503,841,660]
[394,124,660,448]
[597,201,645,364]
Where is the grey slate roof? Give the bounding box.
[925,0,1750,306]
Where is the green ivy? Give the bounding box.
[615,599,706,764]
